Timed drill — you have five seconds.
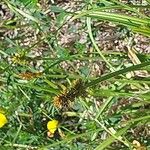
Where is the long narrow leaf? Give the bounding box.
[95,125,130,150]
[87,61,150,87]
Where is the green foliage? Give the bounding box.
[0,0,150,149]
[17,0,38,6]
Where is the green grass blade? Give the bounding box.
[4,0,40,24]
[86,17,115,71]
[95,124,130,150]
[73,10,150,36]
[87,61,150,87]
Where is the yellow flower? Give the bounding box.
[0,113,8,128]
[47,120,59,134]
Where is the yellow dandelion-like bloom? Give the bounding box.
[47,119,59,134]
[0,113,8,128]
